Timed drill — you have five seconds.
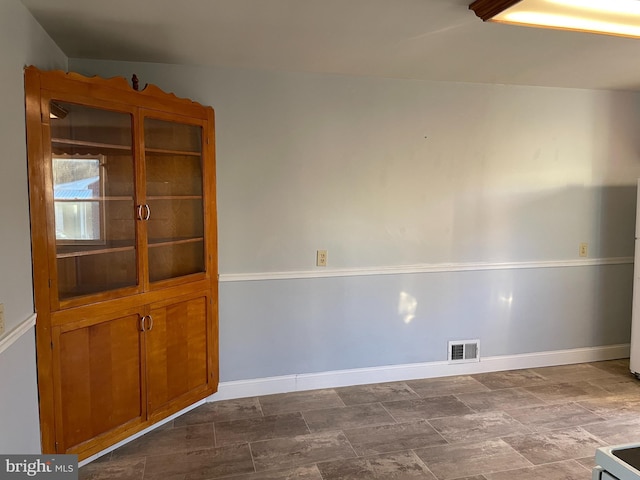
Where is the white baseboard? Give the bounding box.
[208,343,630,401]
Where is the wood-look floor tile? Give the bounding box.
[428,411,530,443]
[578,395,640,419]
[317,450,437,479]
[581,415,640,444]
[483,460,590,480]
[471,370,548,390]
[382,395,472,422]
[155,419,175,431]
[221,464,324,479]
[79,361,638,479]
[111,424,214,459]
[406,376,490,398]
[530,364,617,383]
[524,381,608,403]
[175,398,263,427]
[576,456,596,470]
[576,452,596,472]
[142,444,255,480]
[250,431,356,471]
[79,457,145,480]
[586,377,640,395]
[303,403,395,433]
[414,439,531,480]
[502,427,604,465]
[589,359,631,377]
[505,402,604,431]
[450,476,487,480]
[259,389,344,416]
[456,388,545,412]
[215,412,309,446]
[344,420,446,456]
[85,452,113,464]
[335,382,419,406]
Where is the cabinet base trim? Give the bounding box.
[209,343,630,401]
[0,313,36,355]
[78,397,208,467]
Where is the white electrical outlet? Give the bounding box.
[0,303,5,336]
[579,242,588,257]
[316,250,328,267]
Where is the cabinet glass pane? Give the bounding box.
[51,101,137,299]
[144,118,205,282]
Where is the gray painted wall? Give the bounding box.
[0,0,67,454]
[217,264,633,380]
[70,59,640,381]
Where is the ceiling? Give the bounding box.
[19,0,640,91]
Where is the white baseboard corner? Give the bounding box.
[208,343,630,402]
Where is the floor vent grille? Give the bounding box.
[448,340,480,363]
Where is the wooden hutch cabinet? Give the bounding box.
[24,67,218,460]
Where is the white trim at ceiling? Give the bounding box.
[219,256,633,282]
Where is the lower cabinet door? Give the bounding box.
[145,293,212,417]
[55,313,145,453]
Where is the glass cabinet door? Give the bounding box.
[50,101,137,300]
[143,117,205,283]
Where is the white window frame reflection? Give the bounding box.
[53,155,106,245]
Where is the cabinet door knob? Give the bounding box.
[147,314,154,331]
[140,315,146,332]
[144,204,151,221]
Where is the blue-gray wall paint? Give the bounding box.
[69,59,640,382]
[218,264,632,380]
[0,0,67,454]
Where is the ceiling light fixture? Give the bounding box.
[469,0,640,38]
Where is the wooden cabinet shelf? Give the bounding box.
[26,67,218,461]
[52,137,132,154]
[54,196,133,202]
[56,237,204,259]
[56,243,135,259]
[145,147,201,156]
[148,237,204,248]
[148,195,202,200]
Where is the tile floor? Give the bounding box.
[80,359,640,479]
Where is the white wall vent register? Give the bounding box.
[448,340,480,363]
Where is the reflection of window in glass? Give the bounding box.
[53,156,105,243]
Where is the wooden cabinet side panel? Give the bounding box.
[25,67,58,454]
